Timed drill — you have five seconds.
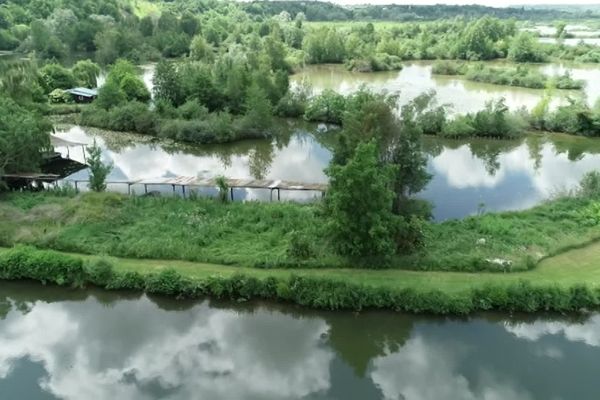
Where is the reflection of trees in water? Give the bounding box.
[526,136,544,171]
[549,135,600,162]
[422,136,524,176]
[467,140,522,176]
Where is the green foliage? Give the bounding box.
[215,176,229,203]
[304,89,346,124]
[2,246,600,314]
[0,94,51,175]
[86,140,112,192]
[85,258,115,286]
[40,63,76,91]
[508,32,546,63]
[579,171,600,199]
[48,89,70,104]
[71,59,101,88]
[95,79,126,110]
[431,60,467,75]
[0,245,85,285]
[325,141,400,261]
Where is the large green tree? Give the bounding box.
[0,95,51,176]
[325,140,400,261]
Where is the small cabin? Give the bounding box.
[66,87,98,103]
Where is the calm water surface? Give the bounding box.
[0,281,599,400]
[291,62,599,113]
[54,125,600,220]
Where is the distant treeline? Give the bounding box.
[242,1,600,22]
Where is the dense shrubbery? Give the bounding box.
[432,61,584,90]
[541,98,600,137]
[1,246,600,314]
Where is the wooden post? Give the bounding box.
[270,188,273,202]
[230,187,234,201]
[277,188,281,201]
[127,183,132,195]
[74,181,78,191]
[172,184,176,195]
[182,185,186,198]
[144,184,148,194]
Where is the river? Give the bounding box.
[0,281,599,399]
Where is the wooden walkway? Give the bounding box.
[64,176,328,201]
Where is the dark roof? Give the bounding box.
[66,87,98,97]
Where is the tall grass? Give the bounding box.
[2,190,600,272]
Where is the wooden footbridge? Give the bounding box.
[4,135,328,200]
[64,176,328,201]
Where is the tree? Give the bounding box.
[95,79,126,110]
[325,140,399,261]
[0,95,51,177]
[189,35,214,62]
[508,32,545,63]
[39,63,76,91]
[241,83,272,133]
[72,59,101,88]
[86,140,112,192]
[153,60,185,106]
[555,22,567,39]
[119,74,151,103]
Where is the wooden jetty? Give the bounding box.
[64,176,328,201]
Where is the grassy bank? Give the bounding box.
[1,191,600,272]
[1,244,600,314]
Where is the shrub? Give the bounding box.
[0,246,85,285]
[431,60,466,75]
[441,115,475,138]
[287,231,315,259]
[579,171,600,199]
[304,89,346,124]
[86,258,115,286]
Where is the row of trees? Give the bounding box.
[2,0,598,68]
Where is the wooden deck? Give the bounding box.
[64,176,328,200]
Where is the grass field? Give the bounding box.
[2,191,600,273]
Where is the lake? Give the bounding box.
[53,124,600,221]
[1,281,600,400]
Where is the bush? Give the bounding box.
[287,231,315,259]
[304,89,346,124]
[579,171,600,199]
[441,115,475,138]
[0,246,85,285]
[431,60,467,75]
[86,258,115,286]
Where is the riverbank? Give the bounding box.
[1,242,600,314]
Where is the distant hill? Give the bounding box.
[242,1,600,21]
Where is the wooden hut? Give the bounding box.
[66,87,98,103]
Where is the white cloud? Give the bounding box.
[0,298,333,400]
[370,336,533,400]
[504,315,600,348]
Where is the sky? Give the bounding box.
[331,1,599,6]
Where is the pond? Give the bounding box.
[53,124,600,221]
[1,281,600,400]
[290,62,599,114]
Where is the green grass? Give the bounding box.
[1,241,600,295]
[1,191,600,273]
